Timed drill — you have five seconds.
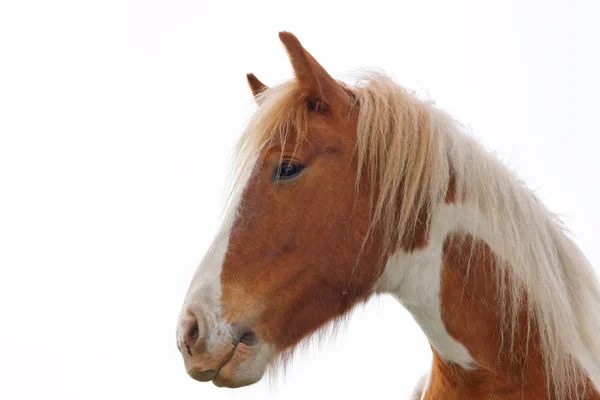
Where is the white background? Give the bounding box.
[1,1,599,399]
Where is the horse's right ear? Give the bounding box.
[278,31,350,112]
[246,73,268,104]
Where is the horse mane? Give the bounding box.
[231,71,600,399]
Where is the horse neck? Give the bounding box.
[375,201,600,399]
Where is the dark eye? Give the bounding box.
[272,161,305,181]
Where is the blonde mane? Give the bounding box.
[231,72,600,399]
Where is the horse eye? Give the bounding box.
[272,161,305,181]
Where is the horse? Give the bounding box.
[176,32,600,399]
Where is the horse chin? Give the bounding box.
[210,341,275,388]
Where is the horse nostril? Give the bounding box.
[239,330,258,346]
[188,323,199,342]
[181,311,201,355]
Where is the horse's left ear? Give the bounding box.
[246,73,268,104]
[278,31,350,110]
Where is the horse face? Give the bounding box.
[177,32,383,387]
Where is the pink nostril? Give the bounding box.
[181,312,200,356]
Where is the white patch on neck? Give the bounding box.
[376,201,600,395]
[374,203,476,369]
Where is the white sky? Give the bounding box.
[1,1,599,399]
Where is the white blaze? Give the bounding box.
[177,155,256,353]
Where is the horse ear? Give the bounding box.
[278,31,349,109]
[246,73,268,104]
